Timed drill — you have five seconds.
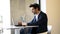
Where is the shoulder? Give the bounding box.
[39,11,47,18]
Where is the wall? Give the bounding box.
[10,0,34,34]
[25,0,34,22]
[10,0,26,25]
[10,0,26,34]
[46,0,60,34]
[10,0,36,25]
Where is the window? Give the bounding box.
[0,0,11,34]
[39,0,46,13]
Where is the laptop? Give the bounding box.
[12,18,22,26]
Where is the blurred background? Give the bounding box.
[0,0,60,34]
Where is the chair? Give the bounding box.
[37,25,52,34]
[47,25,52,34]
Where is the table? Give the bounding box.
[3,25,38,34]
[2,25,52,34]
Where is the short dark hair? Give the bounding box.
[29,3,40,10]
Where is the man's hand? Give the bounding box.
[22,22,27,26]
[18,21,22,26]
[18,21,27,26]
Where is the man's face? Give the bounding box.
[30,7,37,14]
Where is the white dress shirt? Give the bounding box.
[34,14,38,21]
[34,12,40,21]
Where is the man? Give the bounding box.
[19,3,48,34]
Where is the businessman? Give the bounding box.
[18,3,48,34]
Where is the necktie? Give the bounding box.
[33,16,36,22]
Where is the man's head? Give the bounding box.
[29,3,40,14]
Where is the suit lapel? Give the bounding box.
[38,11,42,20]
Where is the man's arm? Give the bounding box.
[18,14,47,26]
[27,14,47,26]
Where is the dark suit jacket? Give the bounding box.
[27,11,48,33]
